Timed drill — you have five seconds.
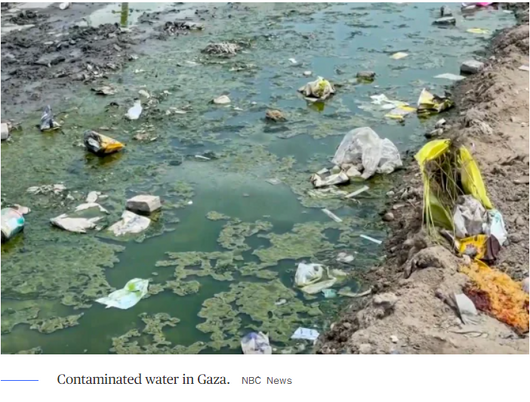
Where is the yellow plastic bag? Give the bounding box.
[459,146,493,209]
[415,139,450,167]
[385,105,416,120]
[417,88,454,115]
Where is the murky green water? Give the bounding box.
[1,3,514,354]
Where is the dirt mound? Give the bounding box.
[317,21,529,354]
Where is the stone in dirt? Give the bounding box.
[433,17,456,25]
[126,195,161,215]
[461,60,485,74]
[383,212,395,222]
[108,211,151,236]
[212,95,230,105]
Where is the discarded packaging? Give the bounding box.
[298,76,335,101]
[84,130,124,155]
[322,208,342,223]
[295,262,324,288]
[434,73,465,81]
[138,90,150,99]
[519,65,529,72]
[310,171,349,188]
[487,209,507,246]
[336,252,355,263]
[126,100,143,120]
[59,2,71,10]
[86,191,99,203]
[108,211,151,236]
[338,287,372,298]
[40,105,60,131]
[523,278,529,294]
[440,5,453,16]
[385,105,416,120]
[416,139,493,233]
[213,95,231,105]
[291,327,319,342]
[1,208,25,243]
[332,127,402,179]
[126,195,162,215]
[75,203,109,214]
[417,88,454,115]
[390,52,408,60]
[453,195,487,239]
[95,278,149,310]
[241,332,272,354]
[360,234,382,245]
[301,278,337,294]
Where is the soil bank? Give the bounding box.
[318,6,529,355]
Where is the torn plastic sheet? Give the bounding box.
[291,327,319,342]
[95,278,149,310]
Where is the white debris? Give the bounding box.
[434,73,466,81]
[519,65,529,72]
[126,195,161,215]
[455,293,479,325]
[74,203,109,214]
[310,171,349,188]
[1,122,10,141]
[50,214,102,233]
[265,178,282,185]
[295,262,324,287]
[344,185,370,199]
[59,2,71,10]
[332,127,402,179]
[138,89,150,99]
[108,211,151,236]
[213,95,231,105]
[322,208,342,223]
[86,191,99,203]
[303,70,312,77]
[291,327,319,342]
[241,332,272,354]
[194,155,211,161]
[289,58,298,64]
[336,252,355,263]
[390,52,408,60]
[126,100,143,120]
[95,278,149,310]
[360,234,382,245]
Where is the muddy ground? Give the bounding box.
[0,2,226,117]
[318,6,529,354]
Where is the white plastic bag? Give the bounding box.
[241,332,272,354]
[332,127,401,179]
[291,327,320,341]
[95,278,149,310]
[487,209,507,246]
[453,195,487,239]
[294,263,324,287]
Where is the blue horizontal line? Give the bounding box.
[1,380,39,382]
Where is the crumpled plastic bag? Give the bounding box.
[417,88,454,115]
[95,278,149,310]
[487,209,507,246]
[331,127,402,179]
[241,332,272,354]
[298,77,335,101]
[84,130,124,155]
[453,195,487,239]
[294,262,324,287]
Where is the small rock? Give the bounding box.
[390,335,399,344]
[461,60,485,75]
[265,109,286,122]
[509,233,523,244]
[358,343,373,354]
[383,212,395,222]
[513,176,529,185]
[373,292,398,309]
[356,71,376,80]
[433,16,456,25]
[213,95,230,105]
[126,195,162,215]
[515,216,526,227]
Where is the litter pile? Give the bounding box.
[311,127,402,188]
[202,42,241,57]
[298,77,335,101]
[416,139,528,332]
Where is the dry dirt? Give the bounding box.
[317,15,529,355]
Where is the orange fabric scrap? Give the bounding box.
[460,260,529,333]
